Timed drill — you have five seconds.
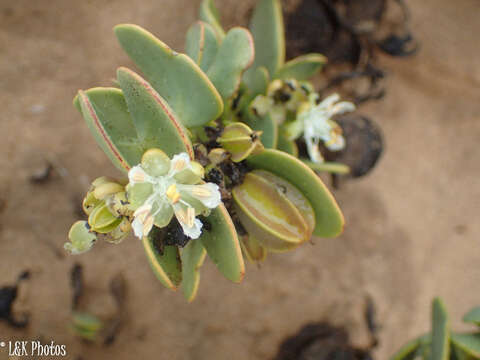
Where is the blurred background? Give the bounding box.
[0,0,479,359]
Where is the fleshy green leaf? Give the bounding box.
[244,0,285,80]
[463,307,480,326]
[451,333,480,358]
[74,88,142,172]
[275,54,327,80]
[199,204,245,283]
[65,221,97,255]
[143,227,182,290]
[207,27,254,101]
[277,134,298,156]
[431,298,450,360]
[246,149,344,237]
[181,239,207,302]
[199,0,225,40]
[389,337,422,360]
[302,159,351,175]
[185,21,219,72]
[117,67,194,159]
[245,112,278,149]
[115,24,223,127]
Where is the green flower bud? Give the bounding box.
[217,123,264,162]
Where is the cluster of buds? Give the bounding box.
[66,178,131,254]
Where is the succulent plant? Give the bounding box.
[65,0,347,301]
[391,299,480,360]
[199,0,354,173]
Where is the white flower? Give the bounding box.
[127,151,221,240]
[298,93,355,163]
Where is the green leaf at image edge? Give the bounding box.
[199,0,225,40]
[431,297,450,360]
[245,0,285,78]
[463,307,480,326]
[451,333,480,358]
[246,149,344,238]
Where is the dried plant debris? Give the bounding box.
[0,271,30,328]
[274,322,375,360]
[69,264,126,345]
[285,0,418,105]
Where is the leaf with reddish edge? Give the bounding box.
[185,21,219,72]
[117,67,194,160]
[181,239,207,302]
[199,204,245,283]
[74,88,143,172]
[115,24,223,128]
[207,27,255,101]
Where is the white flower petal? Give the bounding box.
[179,183,222,209]
[128,165,149,185]
[169,153,191,176]
[330,101,355,116]
[181,218,203,239]
[132,217,145,239]
[318,93,340,109]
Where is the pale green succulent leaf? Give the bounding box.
[277,134,298,156]
[302,159,351,175]
[74,88,143,173]
[389,337,422,360]
[451,333,480,358]
[207,27,254,101]
[185,21,219,72]
[463,307,480,326]
[117,67,194,159]
[143,227,182,290]
[275,54,327,80]
[65,221,97,255]
[181,239,207,302]
[199,0,225,40]
[246,149,344,237]
[114,24,223,127]
[199,204,245,283]
[244,0,285,80]
[431,298,450,360]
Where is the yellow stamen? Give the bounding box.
[166,184,181,204]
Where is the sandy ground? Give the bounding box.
[0,0,479,359]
